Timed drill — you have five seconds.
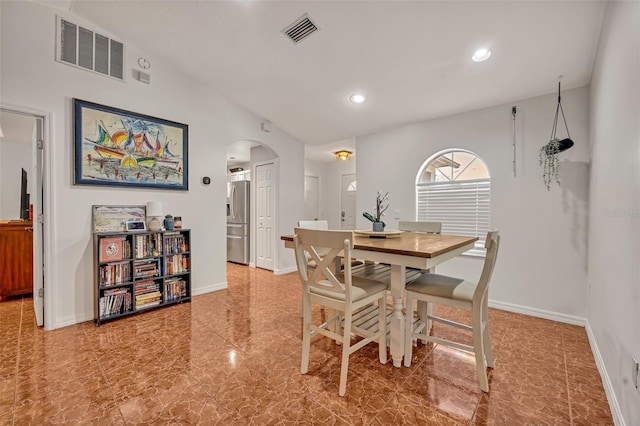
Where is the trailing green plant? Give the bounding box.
[539,138,561,190]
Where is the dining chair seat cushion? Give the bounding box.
[406,273,475,302]
[311,276,388,302]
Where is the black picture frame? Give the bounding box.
[74,99,188,190]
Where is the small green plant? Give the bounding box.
[539,138,561,190]
[374,192,389,222]
[362,192,389,230]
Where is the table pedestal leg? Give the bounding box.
[389,264,405,367]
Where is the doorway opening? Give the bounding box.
[0,106,51,328]
[226,140,279,272]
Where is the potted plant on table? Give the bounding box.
[363,192,389,231]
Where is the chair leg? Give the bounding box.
[472,306,489,392]
[483,322,494,369]
[482,298,494,368]
[417,300,430,344]
[339,309,352,397]
[300,293,311,375]
[378,298,387,364]
[404,293,415,367]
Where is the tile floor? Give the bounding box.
[0,263,612,425]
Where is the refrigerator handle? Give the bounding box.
[230,184,235,220]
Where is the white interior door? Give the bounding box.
[32,117,44,327]
[303,175,319,220]
[341,174,356,230]
[256,162,275,270]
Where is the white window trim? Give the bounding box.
[416,151,491,257]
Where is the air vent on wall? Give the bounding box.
[282,14,319,44]
[56,16,125,81]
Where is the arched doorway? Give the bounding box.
[226,140,279,271]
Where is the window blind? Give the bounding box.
[416,178,490,256]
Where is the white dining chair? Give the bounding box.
[298,220,363,270]
[397,220,442,235]
[403,230,500,393]
[398,221,442,335]
[293,227,388,397]
[297,219,329,230]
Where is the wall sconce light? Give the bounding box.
[334,150,353,161]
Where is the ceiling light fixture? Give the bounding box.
[350,94,365,104]
[334,150,353,161]
[472,48,491,62]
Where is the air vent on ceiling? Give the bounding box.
[56,16,125,81]
[282,14,319,44]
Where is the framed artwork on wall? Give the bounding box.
[74,99,188,190]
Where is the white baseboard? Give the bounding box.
[488,299,586,326]
[55,313,93,329]
[52,283,227,330]
[192,281,227,296]
[585,322,625,426]
[274,266,297,275]
[490,301,624,424]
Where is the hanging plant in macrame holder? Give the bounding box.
[539,138,561,190]
[539,78,574,191]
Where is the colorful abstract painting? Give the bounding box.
[74,99,188,190]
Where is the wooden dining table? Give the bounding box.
[281,230,478,367]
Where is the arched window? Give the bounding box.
[416,149,490,256]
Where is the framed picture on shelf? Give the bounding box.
[99,236,125,261]
[74,99,189,190]
[92,205,146,233]
[125,220,146,232]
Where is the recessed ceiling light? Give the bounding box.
[472,48,491,62]
[350,94,366,104]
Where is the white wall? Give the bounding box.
[0,1,304,329]
[0,139,31,219]
[356,87,590,320]
[588,1,640,424]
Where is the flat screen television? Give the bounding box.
[20,168,29,220]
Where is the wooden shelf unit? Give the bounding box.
[0,220,33,301]
[93,229,191,325]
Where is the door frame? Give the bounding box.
[303,174,320,220]
[1,103,54,329]
[252,158,278,271]
[340,173,357,230]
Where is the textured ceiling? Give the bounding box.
[63,0,605,160]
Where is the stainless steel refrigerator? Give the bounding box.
[226,180,250,264]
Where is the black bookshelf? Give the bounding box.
[93,229,191,325]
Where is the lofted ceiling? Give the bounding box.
[58,1,605,161]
